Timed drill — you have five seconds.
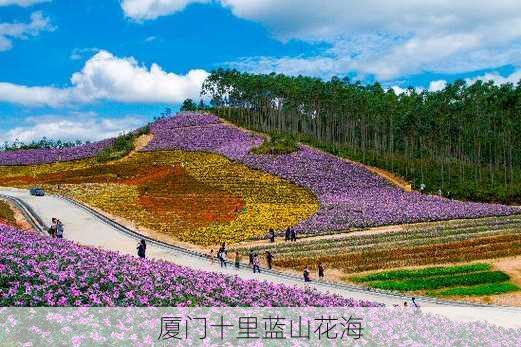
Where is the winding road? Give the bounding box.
[2,187,521,328]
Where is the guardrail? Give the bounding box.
[0,194,47,234]
[56,195,516,309]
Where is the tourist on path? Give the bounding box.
[303,266,311,282]
[234,252,241,269]
[318,262,325,279]
[248,249,254,267]
[56,219,64,239]
[209,249,215,265]
[266,251,273,270]
[291,229,297,242]
[137,239,147,259]
[285,227,290,241]
[268,228,275,243]
[252,254,261,273]
[218,248,227,268]
[48,218,57,238]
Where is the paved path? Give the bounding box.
[2,187,521,328]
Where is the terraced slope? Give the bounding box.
[236,215,521,273]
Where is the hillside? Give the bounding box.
[2,112,521,305]
[0,112,519,245]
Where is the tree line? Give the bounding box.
[201,69,521,203]
[1,138,85,152]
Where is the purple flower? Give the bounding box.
[0,139,114,166]
[142,113,520,234]
[0,224,376,307]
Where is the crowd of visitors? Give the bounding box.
[47,218,64,239]
[205,228,325,283]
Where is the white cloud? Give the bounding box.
[0,0,50,6]
[0,113,146,144]
[131,1,521,81]
[0,11,53,51]
[428,80,447,92]
[0,50,209,106]
[122,0,210,20]
[466,69,521,86]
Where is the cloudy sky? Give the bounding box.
[1,0,521,143]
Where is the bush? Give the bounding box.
[352,264,491,282]
[432,282,519,297]
[251,133,298,155]
[370,271,510,291]
[96,134,135,163]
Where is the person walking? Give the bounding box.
[137,239,147,259]
[266,251,273,270]
[252,253,261,273]
[303,266,311,282]
[285,227,290,241]
[318,262,325,279]
[209,249,216,265]
[234,252,241,269]
[248,249,254,267]
[268,228,275,243]
[291,228,297,242]
[218,248,227,268]
[48,218,57,238]
[56,219,64,239]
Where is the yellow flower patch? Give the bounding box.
[0,150,319,246]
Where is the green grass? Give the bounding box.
[431,282,519,297]
[96,125,150,163]
[251,133,298,155]
[348,263,519,297]
[370,271,510,291]
[351,263,491,282]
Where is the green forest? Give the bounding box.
[202,69,521,204]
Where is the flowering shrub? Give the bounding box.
[0,139,114,166]
[143,113,520,234]
[0,224,376,307]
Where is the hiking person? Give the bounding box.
[48,218,57,238]
[209,249,216,264]
[252,254,261,273]
[234,252,241,269]
[291,228,297,242]
[268,228,275,243]
[303,266,311,282]
[56,219,64,239]
[218,248,227,268]
[412,297,419,308]
[266,251,273,270]
[285,227,290,241]
[137,239,147,259]
[248,249,254,267]
[318,262,325,279]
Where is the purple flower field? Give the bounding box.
[0,139,114,166]
[0,224,375,307]
[143,113,520,234]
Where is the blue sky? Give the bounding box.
[1,0,521,144]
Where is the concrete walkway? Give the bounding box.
[2,187,521,328]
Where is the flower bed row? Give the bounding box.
[0,224,376,307]
[0,139,114,166]
[143,113,520,234]
[238,215,521,273]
